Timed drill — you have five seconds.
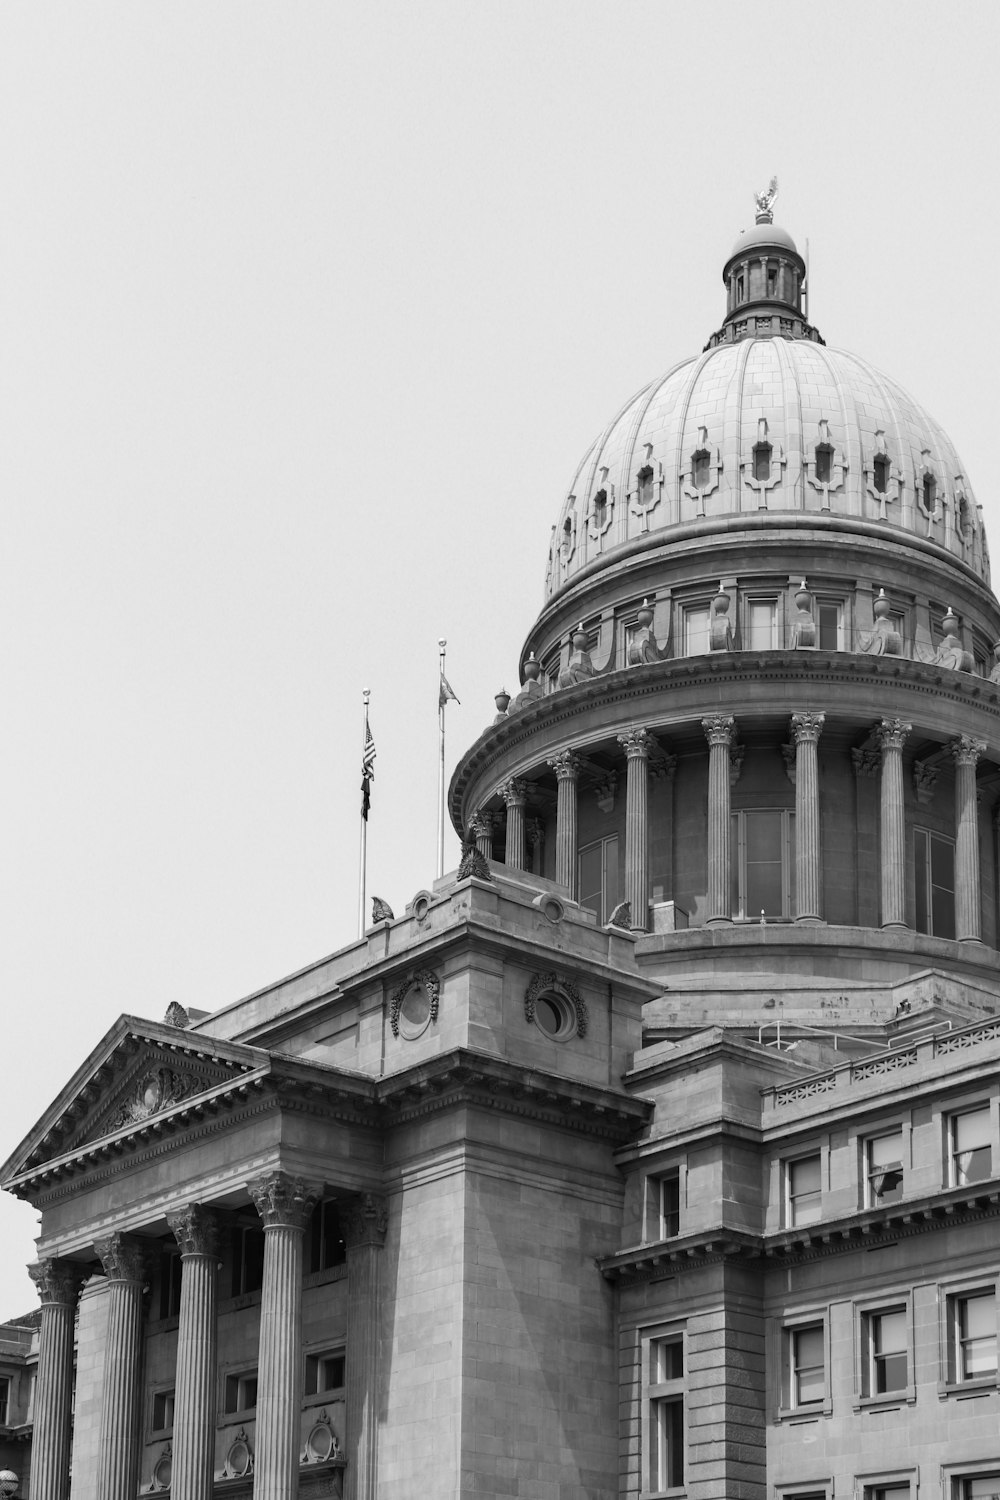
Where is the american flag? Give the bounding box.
[361,715,376,821]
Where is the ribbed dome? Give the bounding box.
[546,338,988,599]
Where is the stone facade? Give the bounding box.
[5,202,1000,1500]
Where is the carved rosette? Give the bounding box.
[29,1257,84,1307]
[791,711,825,744]
[247,1172,319,1231]
[950,736,987,767]
[388,968,441,1038]
[546,749,582,781]
[524,971,587,1038]
[875,718,912,754]
[500,777,528,809]
[167,1203,221,1259]
[341,1193,388,1250]
[95,1232,147,1283]
[617,727,652,761]
[701,714,735,749]
[852,746,881,778]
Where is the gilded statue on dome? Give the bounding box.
[754,176,778,222]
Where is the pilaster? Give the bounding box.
[791,712,825,923]
[343,1194,388,1500]
[702,716,735,925]
[617,728,651,931]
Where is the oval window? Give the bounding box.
[398,982,431,1040]
[533,991,576,1041]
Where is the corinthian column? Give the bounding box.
[501,778,528,870]
[951,736,986,941]
[94,1233,147,1500]
[167,1205,221,1500]
[248,1173,320,1500]
[343,1195,388,1500]
[702,716,735,925]
[791,712,825,923]
[547,750,582,896]
[470,811,493,861]
[618,728,651,930]
[876,718,911,929]
[28,1259,83,1500]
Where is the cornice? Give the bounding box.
[450,651,1000,827]
[600,1182,1000,1286]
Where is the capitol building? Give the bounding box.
[4,186,1000,1500]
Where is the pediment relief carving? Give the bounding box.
[65,1049,242,1153]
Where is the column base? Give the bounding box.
[880,921,909,931]
[704,916,733,928]
[794,915,826,926]
[958,934,985,944]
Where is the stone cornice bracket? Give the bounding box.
[95,1231,147,1283]
[913,760,939,805]
[701,714,735,749]
[852,746,881,778]
[247,1172,320,1231]
[29,1257,84,1307]
[167,1203,222,1259]
[791,711,825,743]
[341,1193,388,1250]
[547,749,582,781]
[875,718,912,753]
[617,727,652,760]
[500,777,528,808]
[950,735,987,767]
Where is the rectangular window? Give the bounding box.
[231,1224,266,1297]
[305,1350,346,1396]
[645,1334,684,1492]
[682,603,710,656]
[914,827,956,939]
[152,1389,175,1432]
[958,1475,1000,1500]
[785,1153,822,1227]
[817,600,844,651]
[731,808,795,920]
[866,1128,904,1206]
[950,1105,992,1186]
[864,1306,908,1395]
[658,1169,680,1239]
[578,834,620,925]
[308,1199,346,1273]
[865,1486,911,1500]
[747,597,779,648]
[788,1323,826,1407]
[160,1247,182,1320]
[0,1376,8,1426]
[224,1370,258,1415]
[948,1289,998,1383]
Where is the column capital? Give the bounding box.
[702,714,736,748]
[29,1258,84,1307]
[468,808,494,838]
[617,727,652,760]
[167,1203,222,1258]
[852,746,881,778]
[547,749,582,781]
[247,1172,320,1231]
[875,717,912,752]
[791,711,825,744]
[500,777,528,807]
[95,1232,147,1283]
[950,735,987,767]
[342,1193,388,1250]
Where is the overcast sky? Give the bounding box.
[2,2,999,1318]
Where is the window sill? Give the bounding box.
[219,1407,257,1424]
[777,1402,830,1422]
[304,1388,345,1409]
[855,1390,915,1411]
[939,1377,998,1399]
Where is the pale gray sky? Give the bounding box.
[2,1,999,1317]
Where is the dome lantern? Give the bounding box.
[705,178,823,349]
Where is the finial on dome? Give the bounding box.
[754,175,778,224]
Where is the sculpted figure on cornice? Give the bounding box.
[858,589,902,657]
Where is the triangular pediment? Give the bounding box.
[1,1015,269,1187]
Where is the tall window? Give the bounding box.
[865,1128,904,1205]
[0,1376,8,1426]
[950,1106,992,1186]
[692,450,710,489]
[645,1334,684,1492]
[958,1475,1000,1500]
[637,465,655,506]
[814,445,833,483]
[657,1169,680,1239]
[592,488,608,529]
[817,600,844,650]
[578,834,619,926]
[864,1306,908,1395]
[224,1370,258,1414]
[923,473,937,512]
[914,828,955,939]
[873,453,891,494]
[948,1289,997,1383]
[753,443,772,482]
[308,1198,346,1273]
[683,603,710,655]
[785,1153,822,1226]
[767,267,777,297]
[787,1323,826,1407]
[746,597,779,649]
[731,809,795,920]
[231,1224,266,1296]
[152,1389,175,1432]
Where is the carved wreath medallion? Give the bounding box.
[524,971,587,1038]
[389,969,440,1038]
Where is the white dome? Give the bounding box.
[547,338,987,598]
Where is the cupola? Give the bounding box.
[704,177,823,348]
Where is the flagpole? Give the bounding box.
[437,640,446,879]
[358,688,370,940]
